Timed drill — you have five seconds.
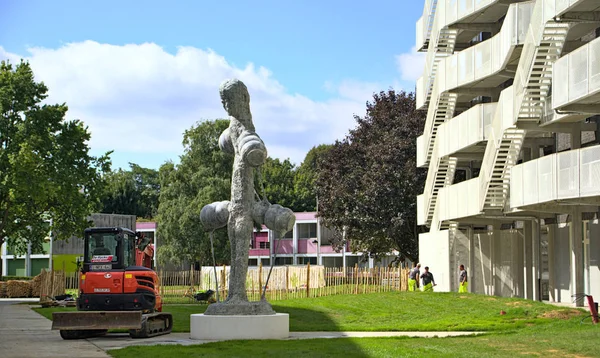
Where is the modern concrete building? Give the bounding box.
[415,0,600,305]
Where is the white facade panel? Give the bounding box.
[419,230,451,292]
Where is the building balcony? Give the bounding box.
[437,102,495,158]
[510,145,600,209]
[297,238,318,254]
[553,36,600,114]
[420,3,531,155]
[274,240,293,255]
[436,177,483,222]
[418,0,529,110]
[249,249,270,256]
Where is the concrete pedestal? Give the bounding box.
[190,313,289,340]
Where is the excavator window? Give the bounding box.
[86,233,119,264]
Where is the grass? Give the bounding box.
[107,324,600,358]
[33,292,600,357]
[35,291,587,333]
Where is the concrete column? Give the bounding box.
[584,221,591,296]
[570,208,584,306]
[548,224,556,302]
[524,221,534,300]
[522,146,534,300]
[292,223,298,265]
[468,227,475,293]
[532,219,541,301]
[572,127,582,149]
[492,222,502,296]
[512,229,524,298]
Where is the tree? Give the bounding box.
[257,157,297,210]
[101,163,159,219]
[294,144,332,212]
[315,90,426,262]
[156,119,233,267]
[0,60,111,256]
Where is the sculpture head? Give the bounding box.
[220,79,250,119]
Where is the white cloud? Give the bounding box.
[0,41,372,167]
[395,46,426,82]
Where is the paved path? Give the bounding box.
[0,301,109,358]
[0,300,483,355]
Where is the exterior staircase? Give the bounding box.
[481,127,526,210]
[517,21,571,121]
[480,9,571,211]
[424,135,458,227]
[425,92,458,165]
[423,29,458,109]
[421,0,439,50]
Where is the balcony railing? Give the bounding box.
[437,177,482,222]
[421,3,531,163]
[249,249,270,256]
[553,36,600,111]
[510,145,600,208]
[437,103,496,158]
[420,0,523,106]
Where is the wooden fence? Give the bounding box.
[160,264,409,303]
[60,264,409,303]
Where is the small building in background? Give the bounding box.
[248,212,400,269]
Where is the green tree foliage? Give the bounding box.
[101,163,159,219]
[0,60,111,255]
[315,90,426,261]
[294,144,332,212]
[257,157,296,210]
[156,119,233,266]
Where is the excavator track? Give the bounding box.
[129,312,173,338]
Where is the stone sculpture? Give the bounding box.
[201,79,295,316]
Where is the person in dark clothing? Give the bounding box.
[421,266,436,292]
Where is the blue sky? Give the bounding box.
[0,0,425,170]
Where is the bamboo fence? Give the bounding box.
[55,264,410,303]
[160,264,409,303]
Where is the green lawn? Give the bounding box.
[33,292,600,357]
[35,291,587,332]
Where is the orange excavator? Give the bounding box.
[52,227,173,339]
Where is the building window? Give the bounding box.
[259,242,270,249]
[297,223,317,239]
[298,257,317,265]
[275,257,293,265]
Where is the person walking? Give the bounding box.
[421,266,436,292]
[458,264,468,293]
[408,263,421,292]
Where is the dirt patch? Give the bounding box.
[541,309,583,320]
[485,297,498,301]
[520,352,542,356]
[506,301,532,307]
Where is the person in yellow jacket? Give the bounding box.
[408,263,421,291]
[458,264,468,293]
[421,266,436,292]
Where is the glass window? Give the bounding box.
[297,223,317,239]
[122,233,134,267]
[87,232,119,263]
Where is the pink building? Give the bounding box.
[248,212,371,268]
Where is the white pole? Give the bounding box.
[49,218,53,272]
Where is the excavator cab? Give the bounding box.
[83,228,134,273]
[52,227,172,339]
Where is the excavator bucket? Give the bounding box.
[52,311,142,330]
